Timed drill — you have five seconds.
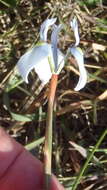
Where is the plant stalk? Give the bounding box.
[72,129,107,190]
[44,74,58,189]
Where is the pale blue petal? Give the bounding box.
[51,24,63,72]
[34,48,64,83]
[70,47,87,91]
[17,44,52,84]
[70,17,80,46]
[34,56,52,85]
[40,18,57,42]
[52,49,65,74]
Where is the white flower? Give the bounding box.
[17,18,64,85]
[70,17,87,91]
[17,17,87,91]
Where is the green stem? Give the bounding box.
[44,74,58,189]
[72,129,107,190]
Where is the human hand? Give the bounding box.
[0,128,64,190]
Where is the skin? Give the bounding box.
[0,127,64,190]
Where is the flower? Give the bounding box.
[70,17,87,91]
[17,18,64,85]
[17,17,87,91]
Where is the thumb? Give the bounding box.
[0,127,64,190]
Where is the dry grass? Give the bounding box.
[0,0,107,189]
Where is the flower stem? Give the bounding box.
[44,74,58,189]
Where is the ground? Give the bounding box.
[0,0,107,189]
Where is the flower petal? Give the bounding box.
[51,24,63,72]
[40,18,57,42]
[17,44,52,84]
[70,47,87,91]
[34,56,52,85]
[54,49,65,74]
[70,17,80,46]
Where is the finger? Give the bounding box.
[0,128,64,190]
